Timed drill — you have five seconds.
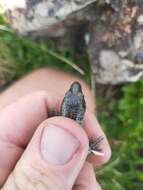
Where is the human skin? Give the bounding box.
[0,68,111,189]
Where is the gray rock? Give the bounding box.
[1,0,143,84]
[1,0,97,35]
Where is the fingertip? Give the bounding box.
[26,116,89,168]
[18,117,89,190]
[87,143,112,165]
[83,111,112,165]
[45,116,89,155]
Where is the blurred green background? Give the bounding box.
[0,16,143,190]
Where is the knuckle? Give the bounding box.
[4,162,67,190]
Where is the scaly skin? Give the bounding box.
[60,81,103,154]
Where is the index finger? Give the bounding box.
[0,91,53,186]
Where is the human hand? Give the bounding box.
[0,91,111,190]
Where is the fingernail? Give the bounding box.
[41,124,79,165]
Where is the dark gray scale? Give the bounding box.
[60,81,86,125]
[60,81,103,156]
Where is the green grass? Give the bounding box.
[0,31,90,85]
[97,82,143,190]
[0,16,143,190]
[0,14,91,87]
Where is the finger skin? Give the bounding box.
[0,69,111,185]
[73,162,102,190]
[0,92,111,186]
[0,92,49,186]
[0,68,95,112]
[0,68,111,165]
[84,111,111,165]
[2,117,89,190]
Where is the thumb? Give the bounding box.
[2,117,89,190]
